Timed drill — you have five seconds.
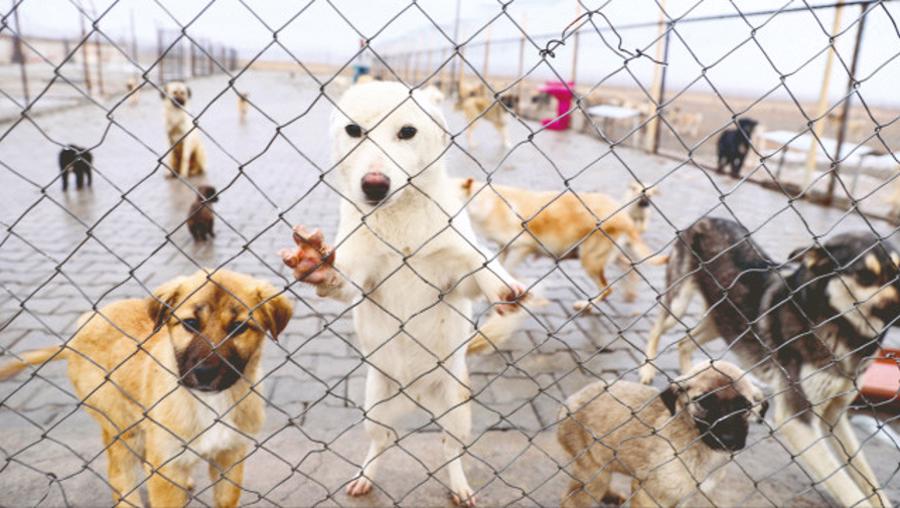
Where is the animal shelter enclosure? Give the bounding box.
[1,1,900,507]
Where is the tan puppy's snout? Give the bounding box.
[361,171,390,204]
[177,337,245,392]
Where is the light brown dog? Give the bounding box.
[0,269,293,507]
[558,361,767,508]
[457,178,662,311]
[162,81,207,178]
[455,81,514,149]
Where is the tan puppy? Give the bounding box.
[0,269,293,508]
[162,81,207,178]
[455,81,512,149]
[558,361,767,508]
[457,178,661,312]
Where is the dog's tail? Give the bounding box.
[0,346,65,381]
[623,225,669,266]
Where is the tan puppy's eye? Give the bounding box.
[226,321,249,336]
[345,124,363,138]
[181,318,200,332]
[398,125,417,140]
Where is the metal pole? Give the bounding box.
[571,4,581,85]
[804,1,845,188]
[482,25,491,79]
[130,8,138,60]
[80,14,93,95]
[651,24,671,154]
[157,29,164,84]
[11,5,29,104]
[515,27,526,116]
[450,0,462,95]
[825,3,868,205]
[89,0,103,95]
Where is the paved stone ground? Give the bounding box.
[1,70,899,507]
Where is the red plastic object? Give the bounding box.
[538,81,575,131]
[859,348,900,408]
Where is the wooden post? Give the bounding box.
[803,1,845,188]
[425,49,432,83]
[651,25,671,154]
[457,46,466,93]
[89,0,103,95]
[825,3,867,205]
[157,29,164,84]
[11,6,29,104]
[643,0,668,152]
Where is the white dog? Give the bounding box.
[161,81,206,178]
[280,81,531,506]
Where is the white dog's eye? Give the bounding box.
[398,125,417,140]
[345,124,363,138]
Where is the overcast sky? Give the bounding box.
[11,0,900,106]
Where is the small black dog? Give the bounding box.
[187,185,219,242]
[58,145,93,191]
[716,118,758,177]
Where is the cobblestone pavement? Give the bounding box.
[1,70,899,506]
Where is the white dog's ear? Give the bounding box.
[413,90,449,144]
[160,84,169,99]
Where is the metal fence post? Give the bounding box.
[94,32,105,96]
[157,29,165,84]
[825,2,869,205]
[11,6,29,104]
[80,15,93,95]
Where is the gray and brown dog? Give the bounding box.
[0,269,293,508]
[640,217,900,507]
[558,361,766,508]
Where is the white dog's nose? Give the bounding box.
[361,171,390,204]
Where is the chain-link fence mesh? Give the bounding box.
[1,0,900,506]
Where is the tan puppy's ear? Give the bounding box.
[254,286,294,341]
[160,84,168,99]
[147,276,187,330]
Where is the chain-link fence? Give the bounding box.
[1,0,900,507]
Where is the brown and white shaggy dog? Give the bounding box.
[162,81,207,178]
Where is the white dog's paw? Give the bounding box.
[451,486,477,507]
[345,476,373,497]
[638,364,657,385]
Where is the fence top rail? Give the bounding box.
[383,0,895,55]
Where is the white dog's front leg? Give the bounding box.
[428,363,475,507]
[178,141,191,177]
[346,369,401,497]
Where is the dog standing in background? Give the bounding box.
[455,81,515,149]
[639,217,899,507]
[187,185,219,242]
[457,178,662,311]
[280,81,531,506]
[715,118,757,177]
[237,92,249,123]
[559,361,767,507]
[162,81,207,178]
[0,270,293,508]
[58,144,93,191]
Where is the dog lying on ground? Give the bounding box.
[279,81,531,506]
[162,81,207,178]
[716,118,757,177]
[58,144,93,191]
[187,185,219,241]
[639,216,899,507]
[457,177,663,309]
[0,269,293,508]
[455,81,515,149]
[559,360,767,507]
